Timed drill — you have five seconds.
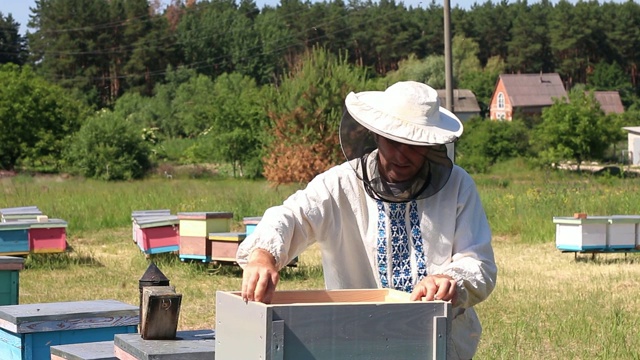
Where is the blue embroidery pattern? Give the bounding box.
[376,200,428,293]
[410,201,428,283]
[376,201,389,288]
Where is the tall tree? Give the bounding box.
[605,1,640,88]
[506,0,553,73]
[28,0,111,106]
[176,0,238,78]
[0,12,27,65]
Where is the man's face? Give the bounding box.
[376,136,430,183]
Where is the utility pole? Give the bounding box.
[444,0,454,113]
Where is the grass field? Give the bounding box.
[5,160,640,359]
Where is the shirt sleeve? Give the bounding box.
[236,165,354,269]
[442,172,497,309]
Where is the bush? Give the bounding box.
[65,110,152,180]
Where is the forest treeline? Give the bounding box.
[0,0,639,181]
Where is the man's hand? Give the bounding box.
[241,249,279,304]
[410,274,457,303]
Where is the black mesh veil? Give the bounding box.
[339,108,454,202]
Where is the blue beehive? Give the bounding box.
[0,222,30,256]
[0,299,138,360]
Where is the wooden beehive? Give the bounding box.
[0,256,24,306]
[242,216,262,236]
[114,329,214,360]
[131,210,172,243]
[177,212,232,238]
[0,222,30,256]
[553,216,609,251]
[134,215,180,255]
[28,218,68,254]
[0,206,42,223]
[208,232,246,261]
[50,341,117,360]
[0,299,138,360]
[607,215,640,249]
[215,289,451,360]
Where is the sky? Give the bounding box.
[1,0,635,36]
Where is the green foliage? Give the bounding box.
[64,109,151,180]
[200,73,267,178]
[384,54,447,89]
[531,88,620,168]
[456,118,530,173]
[0,64,90,171]
[171,73,217,137]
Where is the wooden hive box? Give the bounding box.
[28,218,67,254]
[0,222,30,256]
[208,232,246,262]
[242,217,262,236]
[0,299,139,360]
[0,207,42,223]
[607,215,640,250]
[216,289,451,360]
[134,216,179,255]
[553,216,609,251]
[0,256,24,306]
[177,212,232,238]
[131,210,172,243]
[114,329,215,360]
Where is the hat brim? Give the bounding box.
[344,91,463,146]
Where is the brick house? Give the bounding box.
[489,73,567,121]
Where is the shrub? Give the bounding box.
[65,110,152,180]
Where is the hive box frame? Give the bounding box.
[216,289,451,360]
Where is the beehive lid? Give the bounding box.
[552,216,609,224]
[135,215,179,228]
[242,216,262,225]
[0,206,41,215]
[132,209,172,218]
[28,218,68,228]
[0,299,139,334]
[178,212,233,220]
[0,222,31,230]
[0,256,25,271]
[208,232,247,241]
[609,215,640,224]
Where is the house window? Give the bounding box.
[496,112,506,121]
[497,93,505,109]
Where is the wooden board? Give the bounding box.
[50,340,117,360]
[0,299,139,334]
[113,330,215,360]
[141,286,181,340]
[216,289,451,360]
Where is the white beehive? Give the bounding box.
[607,215,640,250]
[553,216,608,251]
